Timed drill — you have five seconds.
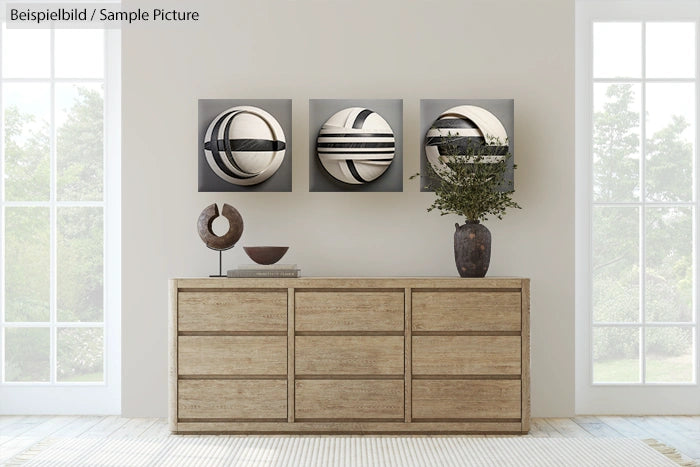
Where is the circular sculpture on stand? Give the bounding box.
[317,107,395,184]
[197,203,244,277]
[425,105,508,175]
[197,203,244,251]
[203,106,286,186]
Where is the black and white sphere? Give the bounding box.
[317,107,395,185]
[203,106,286,186]
[425,105,508,174]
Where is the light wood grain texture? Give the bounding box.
[295,380,404,420]
[44,416,103,438]
[108,418,158,439]
[412,291,521,332]
[178,336,286,375]
[295,336,404,375]
[295,291,404,331]
[521,278,531,432]
[178,380,287,420]
[287,287,294,423]
[413,336,521,375]
[168,280,178,431]
[544,418,594,438]
[173,421,523,434]
[572,416,624,438]
[404,287,412,423]
[80,416,131,438]
[178,291,287,332]
[175,277,525,290]
[626,416,700,460]
[170,277,530,434]
[412,380,521,420]
[0,416,78,462]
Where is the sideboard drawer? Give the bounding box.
[295,291,404,331]
[412,380,521,419]
[178,380,287,420]
[178,291,287,332]
[178,336,287,375]
[295,336,404,375]
[412,291,521,332]
[413,336,521,375]
[295,380,403,420]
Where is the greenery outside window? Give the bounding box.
[576,0,699,414]
[0,8,120,414]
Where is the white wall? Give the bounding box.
[122,0,575,417]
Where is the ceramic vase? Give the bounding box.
[454,221,491,278]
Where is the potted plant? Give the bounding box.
[412,135,521,277]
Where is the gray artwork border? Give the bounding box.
[419,99,514,192]
[309,99,403,192]
[198,99,293,192]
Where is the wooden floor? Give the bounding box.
[0,416,698,464]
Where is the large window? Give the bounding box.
[0,18,120,413]
[576,1,700,413]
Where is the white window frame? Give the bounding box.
[576,0,700,414]
[0,9,121,414]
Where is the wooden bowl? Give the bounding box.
[243,246,289,265]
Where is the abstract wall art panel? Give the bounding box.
[310,99,403,192]
[419,99,514,192]
[199,99,292,192]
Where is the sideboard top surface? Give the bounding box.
[172,277,529,289]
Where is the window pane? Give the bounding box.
[1,25,50,78]
[593,83,641,202]
[4,207,50,322]
[645,207,693,323]
[593,207,639,322]
[645,327,693,383]
[3,83,51,201]
[594,23,641,78]
[646,23,695,78]
[57,207,104,322]
[593,327,640,383]
[56,84,104,201]
[57,327,103,382]
[55,29,104,78]
[5,327,50,382]
[645,83,695,202]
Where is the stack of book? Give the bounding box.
[227,264,300,278]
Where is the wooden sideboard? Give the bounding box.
[169,277,530,434]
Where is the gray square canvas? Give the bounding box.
[198,99,292,192]
[309,99,403,192]
[419,99,514,192]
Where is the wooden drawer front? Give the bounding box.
[412,291,521,332]
[178,291,287,332]
[178,380,286,420]
[295,380,403,420]
[412,380,521,419]
[295,291,404,331]
[178,336,286,375]
[413,336,521,375]
[296,336,404,375]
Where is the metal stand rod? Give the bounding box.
[209,250,226,278]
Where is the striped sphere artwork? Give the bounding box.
[317,107,395,185]
[425,105,509,175]
[203,106,286,186]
